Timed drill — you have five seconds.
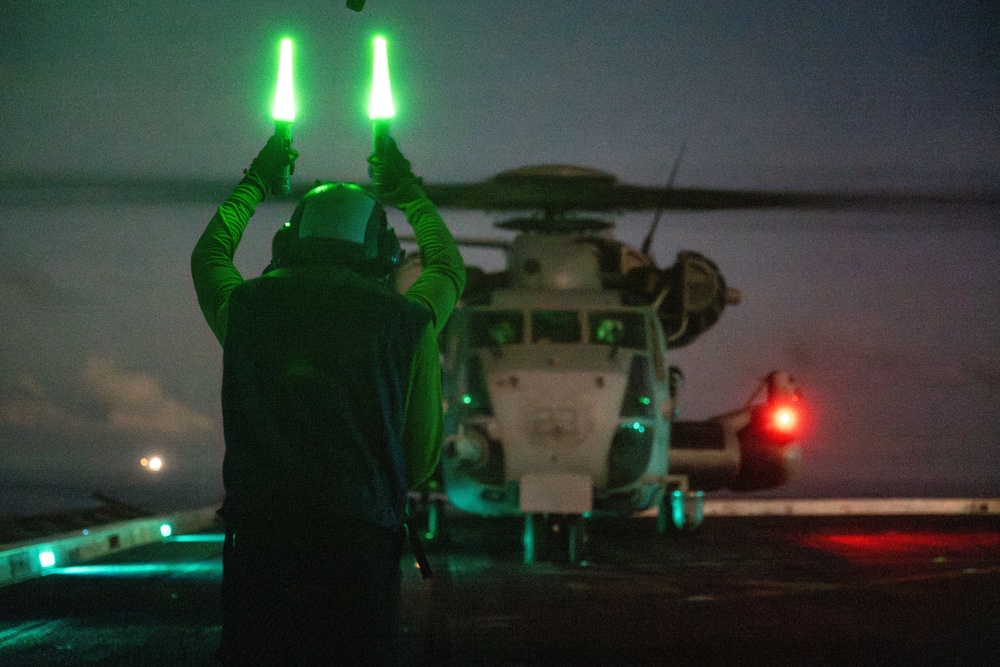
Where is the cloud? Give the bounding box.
[0,374,94,433]
[80,357,214,438]
[0,257,69,304]
[0,356,214,440]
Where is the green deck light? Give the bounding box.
[55,562,223,578]
[160,524,173,538]
[171,533,226,543]
[271,37,295,195]
[39,550,56,568]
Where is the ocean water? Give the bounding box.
[0,478,223,518]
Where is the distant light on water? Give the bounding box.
[141,456,163,472]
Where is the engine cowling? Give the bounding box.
[622,251,741,349]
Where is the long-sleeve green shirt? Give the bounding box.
[191,175,465,495]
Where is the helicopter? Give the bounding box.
[392,163,811,563]
[4,162,974,564]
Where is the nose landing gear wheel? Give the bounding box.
[657,489,704,534]
[524,513,588,564]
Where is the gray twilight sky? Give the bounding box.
[0,1,998,511]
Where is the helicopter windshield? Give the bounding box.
[532,310,582,344]
[469,310,524,347]
[468,309,646,348]
[588,311,646,349]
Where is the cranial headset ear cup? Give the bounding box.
[374,225,404,275]
[271,222,296,267]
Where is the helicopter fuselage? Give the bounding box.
[430,222,801,534]
[441,287,673,518]
[398,164,804,546]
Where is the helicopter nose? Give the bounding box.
[445,431,488,467]
[532,407,579,440]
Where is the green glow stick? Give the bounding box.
[271,38,295,195]
[272,38,296,123]
[368,36,395,147]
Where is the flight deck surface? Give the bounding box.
[2,511,998,665]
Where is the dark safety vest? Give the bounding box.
[220,265,432,530]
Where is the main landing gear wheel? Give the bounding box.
[657,489,705,534]
[424,497,446,543]
[410,490,448,547]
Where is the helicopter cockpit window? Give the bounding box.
[469,310,524,347]
[588,312,646,349]
[531,310,582,344]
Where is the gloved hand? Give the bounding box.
[246,134,299,186]
[368,134,422,204]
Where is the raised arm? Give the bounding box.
[368,136,466,331]
[190,136,298,345]
[191,175,263,345]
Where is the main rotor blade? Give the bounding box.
[421,181,998,213]
[0,175,323,206]
[2,173,995,211]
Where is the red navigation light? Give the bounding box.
[745,372,805,446]
[754,398,802,445]
[770,404,799,434]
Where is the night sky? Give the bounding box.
[1,1,997,512]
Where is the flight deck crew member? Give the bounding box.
[191,134,465,665]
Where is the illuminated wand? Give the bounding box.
[368,36,395,151]
[271,38,296,195]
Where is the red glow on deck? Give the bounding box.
[804,531,1000,557]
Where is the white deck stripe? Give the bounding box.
[700,498,1000,516]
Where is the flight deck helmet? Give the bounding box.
[270,182,403,276]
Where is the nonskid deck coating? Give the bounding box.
[1,512,999,665]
